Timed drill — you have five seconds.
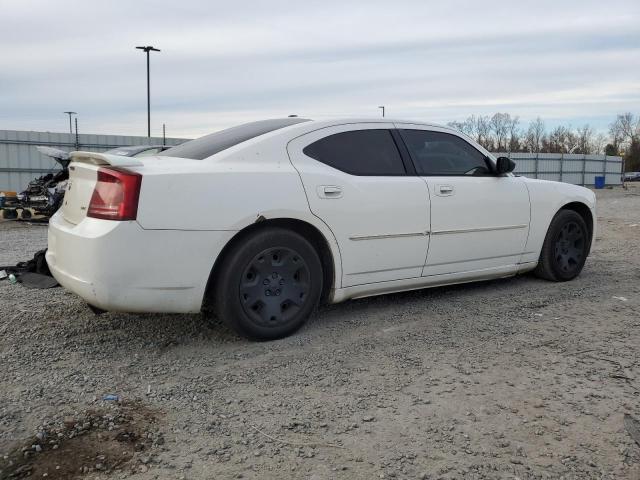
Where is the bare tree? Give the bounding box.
[507,115,520,152]
[476,115,492,150]
[525,118,545,153]
[489,113,510,151]
[448,116,494,149]
[446,112,633,157]
[610,113,640,146]
[547,126,578,153]
[575,124,595,154]
[593,133,607,154]
[610,113,640,171]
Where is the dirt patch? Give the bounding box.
[0,402,163,480]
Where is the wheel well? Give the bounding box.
[560,202,594,250]
[202,218,336,312]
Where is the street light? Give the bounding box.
[136,45,161,137]
[378,106,385,117]
[63,111,77,135]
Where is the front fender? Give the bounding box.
[521,179,596,263]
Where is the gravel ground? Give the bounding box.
[1,185,639,480]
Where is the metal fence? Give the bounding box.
[495,152,623,186]
[0,129,187,192]
[0,129,625,191]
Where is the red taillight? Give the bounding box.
[87,167,142,221]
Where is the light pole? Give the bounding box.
[378,106,385,117]
[136,45,160,137]
[63,111,77,135]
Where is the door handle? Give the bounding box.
[437,184,454,196]
[317,185,343,198]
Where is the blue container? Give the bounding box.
[594,176,605,189]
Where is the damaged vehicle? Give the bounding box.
[47,118,596,340]
[1,147,70,219]
[1,145,171,220]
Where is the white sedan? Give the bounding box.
[47,118,596,340]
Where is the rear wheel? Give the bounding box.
[534,210,589,281]
[212,227,323,340]
[20,209,32,220]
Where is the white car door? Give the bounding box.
[396,125,530,276]
[287,123,430,287]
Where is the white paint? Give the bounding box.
[48,118,597,315]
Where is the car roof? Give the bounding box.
[303,117,447,128]
[158,118,462,161]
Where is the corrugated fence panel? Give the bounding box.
[494,152,622,186]
[538,159,561,173]
[563,173,584,184]
[1,133,625,191]
[0,129,189,191]
[512,159,536,174]
[606,162,621,173]
[585,161,604,173]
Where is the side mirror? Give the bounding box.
[495,156,516,175]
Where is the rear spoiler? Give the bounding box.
[69,151,144,167]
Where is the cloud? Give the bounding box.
[1,0,638,137]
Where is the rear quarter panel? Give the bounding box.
[131,137,344,288]
[521,178,596,264]
[134,140,312,231]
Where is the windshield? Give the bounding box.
[158,118,310,160]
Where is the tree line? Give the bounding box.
[446,112,640,171]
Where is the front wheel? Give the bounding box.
[534,210,590,281]
[211,227,323,340]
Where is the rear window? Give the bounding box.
[159,118,310,160]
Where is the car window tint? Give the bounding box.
[159,118,310,160]
[303,129,405,176]
[399,129,489,175]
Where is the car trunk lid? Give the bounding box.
[62,151,144,225]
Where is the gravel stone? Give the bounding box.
[1,186,639,479]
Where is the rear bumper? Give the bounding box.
[46,211,234,313]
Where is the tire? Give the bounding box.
[534,210,589,282]
[2,209,18,220]
[20,209,32,220]
[211,227,323,340]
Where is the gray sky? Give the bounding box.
[1,0,639,138]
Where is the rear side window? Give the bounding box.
[303,129,405,176]
[159,118,310,160]
[399,129,490,176]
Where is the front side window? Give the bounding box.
[303,129,405,176]
[399,129,491,176]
